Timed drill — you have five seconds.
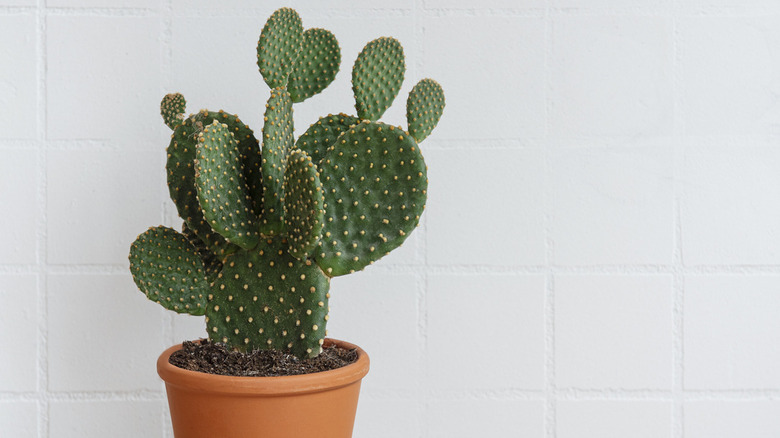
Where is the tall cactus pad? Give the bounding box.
[129,226,208,316]
[167,110,262,257]
[283,150,325,259]
[352,37,405,121]
[288,28,341,103]
[206,239,330,358]
[406,79,445,143]
[195,121,260,249]
[316,121,427,276]
[257,8,304,89]
[261,89,295,234]
[161,93,186,130]
[295,113,359,165]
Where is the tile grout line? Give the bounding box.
[35,0,49,436]
[414,2,430,437]
[671,1,685,437]
[543,0,557,436]
[161,1,175,436]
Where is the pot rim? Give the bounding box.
[157,338,370,396]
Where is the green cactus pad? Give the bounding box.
[181,222,223,283]
[316,121,427,276]
[257,7,304,89]
[160,93,187,130]
[352,37,405,121]
[129,226,208,316]
[206,238,330,358]
[260,88,295,235]
[283,150,325,259]
[406,79,445,142]
[195,121,260,250]
[167,110,263,257]
[295,113,359,165]
[287,28,341,103]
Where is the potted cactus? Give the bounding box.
[128,7,444,438]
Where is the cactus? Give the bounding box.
[129,7,445,359]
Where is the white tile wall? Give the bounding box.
[557,400,672,438]
[0,14,36,139]
[685,401,780,438]
[0,149,39,264]
[49,400,164,438]
[427,400,545,438]
[555,274,673,390]
[684,275,780,390]
[550,15,673,140]
[0,401,38,438]
[551,144,674,265]
[48,274,167,392]
[0,275,38,391]
[426,274,545,390]
[4,0,780,437]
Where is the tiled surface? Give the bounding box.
[0,401,37,438]
[0,149,38,264]
[557,400,672,438]
[0,275,38,391]
[685,401,780,438]
[427,274,545,390]
[48,274,166,392]
[4,1,780,437]
[555,274,673,390]
[0,14,37,139]
[49,400,163,438]
[684,275,780,390]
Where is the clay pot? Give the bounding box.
[157,338,370,438]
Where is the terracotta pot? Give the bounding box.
[157,338,370,438]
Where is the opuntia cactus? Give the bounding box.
[129,7,445,359]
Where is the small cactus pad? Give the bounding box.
[181,222,223,283]
[287,28,341,103]
[260,88,295,234]
[316,121,427,276]
[161,93,187,130]
[352,37,405,121]
[406,79,445,142]
[206,238,330,358]
[283,150,325,259]
[167,110,263,256]
[295,113,359,165]
[257,8,304,89]
[129,226,208,316]
[195,121,260,250]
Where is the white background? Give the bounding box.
[2,0,780,437]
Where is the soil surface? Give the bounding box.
[169,340,358,377]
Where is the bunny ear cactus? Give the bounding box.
[129,7,444,359]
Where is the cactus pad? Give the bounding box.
[195,121,260,249]
[181,222,223,283]
[167,110,262,257]
[129,226,208,316]
[260,88,295,235]
[257,7,303,89]
[352,37,405,121]
[316,121,427,276]
[283,150,325,259]
[206,238,330,358]
[295,113,359,166]
[288,28,341,103]
[161,93,186,130]
[406,79,445,143]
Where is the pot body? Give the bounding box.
[157,338,370,438]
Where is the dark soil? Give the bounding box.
[169,340,358,377]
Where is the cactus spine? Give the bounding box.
[129,7,445,359]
